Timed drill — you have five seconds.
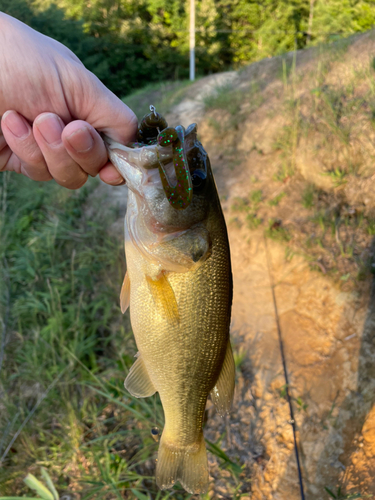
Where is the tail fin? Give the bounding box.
[156,433,209,494]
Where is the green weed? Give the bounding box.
[246,213,262,230]
[265,219,291,242]
[273,162,294,182]
[302,184,317,209]
[367,218,375,236]
[249,189,263,206]
[231,197,249,213]
[231,191,263,230]
[207,117,222,134]
[268,192,286,206]
[204,84,243,115]
[232,345,247,372]
[204,82,264,132]
[284,246,295,262]
[324,486,370,499]
[322,167,348,187]
[295,396,308,412]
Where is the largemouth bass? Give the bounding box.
[104,113,234,494]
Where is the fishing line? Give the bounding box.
[263,236,306,500]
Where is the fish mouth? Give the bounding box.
[103,123,201,210]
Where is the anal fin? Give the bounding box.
[146,272,179,325]
[125,353,156,398]
[120,271,130,314]
[210,341,235,416]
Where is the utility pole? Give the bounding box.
[307,0,315,43]
[189,0,195,81]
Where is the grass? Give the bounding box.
[268,192,286,207]
[265,219,291,243]
[324,486,371,499]
[0,174,241,499]
[231,190,263,230]
[204,81,264,133]
[322,167,348,187]
[204,83,243,116]
[123,80,193,120]
[302,184,317,209]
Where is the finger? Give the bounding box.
[63,68,138,144]
[98,162,125,186]
[61,120,108,177]
[33,113,88,189]
[1,110,52,180]
[0,132,13,172]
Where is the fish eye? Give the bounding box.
[191,169,206,190]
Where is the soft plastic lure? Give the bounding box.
[157,126,193,210]
[134,106,193,210]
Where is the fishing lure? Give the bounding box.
[133,106,193,210]
[157,126,193,210]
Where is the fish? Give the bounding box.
[104,114,235,495]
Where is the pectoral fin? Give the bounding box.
[210,341,235,416]
[120,271,130,314]
[146,272,179,325]
[125,353,156,398]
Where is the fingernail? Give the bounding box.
[112,177,126,185]
[66,127,94,153]
[3,111,30,138]
[35,114,63,145]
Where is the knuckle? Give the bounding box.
[64,176,88,190]
[53,168,88,190]
[24,142,45,165]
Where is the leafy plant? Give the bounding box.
[265,219,291,242]
[268,192,286,206]
[324,486,370,499]
[302,184,317,209]
[322,167,348,187]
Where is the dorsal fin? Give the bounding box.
[146,272,179,325]
[210,341,235,416]
[120,271,130,314]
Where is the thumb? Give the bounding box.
[63,65,138,145]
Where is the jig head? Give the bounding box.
[137,105,168,145]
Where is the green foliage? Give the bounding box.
[265,219,292,242]
[302,184,316,209]
[268,191,286,206]
[324,485,370,499]
[3,0,375,98]
[246,213,262,229]
[322,167,348,187]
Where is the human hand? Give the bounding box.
[0,13,138,189]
